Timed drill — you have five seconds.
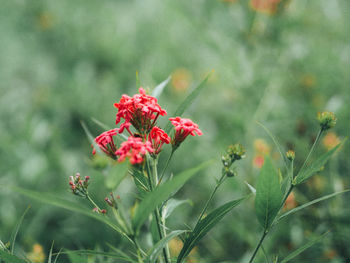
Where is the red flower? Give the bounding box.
[169,117,202,147]
[115,136,154,164]
[148,126,171,154]
[93,128,118,158]
[114,88,167,134]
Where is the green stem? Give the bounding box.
[146,158,169,263]
[197,172,226,224]
[298,129,323,175]
[249,230,268,263]
[132,236,145,263]
[86,193,102,212]
[153,159,171,262]
[158,149,175,184]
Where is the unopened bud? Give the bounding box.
[286,150,295,161]
[317,111,336,131]
[105,197,114,207]
[101,209,107,214]
[227,143,246,161]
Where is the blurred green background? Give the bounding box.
[1,0,350,262]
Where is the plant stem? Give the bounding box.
[132,236,145,263]
[197,172,226,224]
[146,158,169,263]
[298,129,323,175]
[158,149,175,184]
[153,159,171,262]
[86,193,102,212]
[249,230,268,263]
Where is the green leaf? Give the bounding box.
[256,121,288,170]
[177,196,248,263]
[91,117,128,141]
[255,156,283,230]
[164,199,192,219]
[10,206,30,253]
[9,186,129,240]
[152,76,171,98]
[68,253,87,263]
[165,73,211,133]
[147,230,186,263]
[105,161,129,190]
[280,232,328,263]
[129,166,150,197]
[132,160,213,231]
[295,140,345,185]
[81,120,102,155]
[106,243,136,262]
[61,250,135,262]
[0,249,26,263]
[276,189,350,224]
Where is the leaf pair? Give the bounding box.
[176,196,249,263]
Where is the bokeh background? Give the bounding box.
[1,0,350,262]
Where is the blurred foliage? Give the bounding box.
[1,0,350,262]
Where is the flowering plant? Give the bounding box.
[5,77,349,263]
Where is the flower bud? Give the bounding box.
[227,143,246,161]
[317,111,336,131]
[105,197,114,207]
[222,167,236,177]
[286,150,295,161]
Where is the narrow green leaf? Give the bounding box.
[276,189,350,223]
[91,117,128,141]
[10,206,30,253]
[152,76,171,98]
[48,242,54,263]
[62,250,135,262]
[9,186,128,239]
[164,199,192,219]
[106,243,136,262]
[0,250,26,263]
[81,121,101,155]
[105,161,129,190]
[255,156,283,230]
[177,196,248,263]
[280,232,328,263]
[53,248,62,263]
[129,166,150,197]
[147,230,186,263]
[295,140,345,185]
[132,160,213,231]
[256,121,288,170]
[68,253,86,263]
[165,73,211,133]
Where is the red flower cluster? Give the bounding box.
[93,88,202,164]
[116,136,154,164]
[148,126,171,154]
[169,117,203,148]
[114,88,167,134]
[93,128,118,158]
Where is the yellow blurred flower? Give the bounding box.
[171,69,192,93]
[27,244,45,263]
[283,192,297,211]
[38,12,54,30]
[169,238,198,263]
[323,249,337,260]
[249,0,282,15]
[322,132,340,150]
[301,74,316,88]
[254,139,270,155]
